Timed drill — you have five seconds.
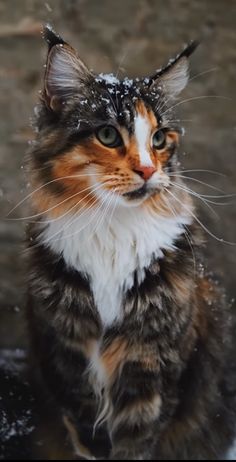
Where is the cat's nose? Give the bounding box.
[134,165,157,181]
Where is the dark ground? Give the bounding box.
[0,0,236,459]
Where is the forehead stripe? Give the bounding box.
[134,113,154,168]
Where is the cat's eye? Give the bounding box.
[96,126,122,148]
[152,130,166,150]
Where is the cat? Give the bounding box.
[26,25,236,460]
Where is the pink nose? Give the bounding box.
[134,165,156,181]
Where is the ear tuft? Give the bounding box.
[177,40,199,60]
[42,24,66,51]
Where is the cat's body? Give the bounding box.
[26,26,236,459]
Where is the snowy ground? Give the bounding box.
[0,350,36,460]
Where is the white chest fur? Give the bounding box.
[41,205,190,326]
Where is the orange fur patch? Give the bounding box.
[101,337,129,381]
[101,338,159,384]
[31,147,98,217]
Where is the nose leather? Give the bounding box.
[134,166,156,181]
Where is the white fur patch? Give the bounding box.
[134,114,154,168]
[41,202,191,327]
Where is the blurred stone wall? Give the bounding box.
[0,0,235,348]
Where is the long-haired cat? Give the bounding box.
[26,26,236,460]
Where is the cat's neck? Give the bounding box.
[41,203,191,269]
[41,204,192,325]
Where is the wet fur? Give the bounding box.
[26,27,236,459]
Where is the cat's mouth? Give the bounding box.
[123,184,157,200]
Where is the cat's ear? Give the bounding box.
[42,25,92,111]
[147,41,199,98]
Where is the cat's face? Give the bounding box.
[84,96,178,207]
[30,27,197,216]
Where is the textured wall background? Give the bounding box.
[0,0,235,351]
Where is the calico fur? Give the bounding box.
[26,26,236,460]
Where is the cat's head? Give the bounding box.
[30,26,198,216]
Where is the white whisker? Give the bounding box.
[162,193,197,275]
[51,193,110,245]
[188,67,219,83]
[88,191,116,240]
[165,188,236,246]
[169,181,219,218]
[169,174,226,194]
[7,173,102,217]
[25,195,99,253]
[7,181,109,221]
[105,192,119,241]
[162,95,231,116]
[28,182,113,225]
[173,169,226,177]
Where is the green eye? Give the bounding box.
[152,129,166,150]
[96,126,122,148]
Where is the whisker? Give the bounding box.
[88,191,116,240]
[115,47,130,80]
[39,185,119,248]
[51,193,111,245]
[27,182,113,225]
[169,174,226,193]
[165,188,236,246]
[105,191,119,241]
[24,195,99,253]
[96,193,115,233]
[188,67,219,83]
[169,181,219,218]
[62,187,120,245]
[7,173,103,217]
[38,185,116,244]
[171,185,235,205]
[162,95,231,116]
[7,181,110,221]
[162,193,197,275]
[162,119,195,125]
[106,91,118,116]
[173,169,226,177]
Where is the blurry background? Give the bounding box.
[0,0,236,459]
[0,0,235,367]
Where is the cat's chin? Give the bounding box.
[121,185,158,207]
